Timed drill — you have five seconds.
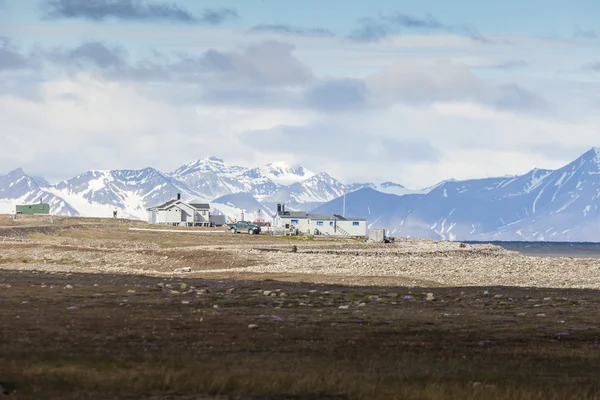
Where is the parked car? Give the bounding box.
[226,221,262,235]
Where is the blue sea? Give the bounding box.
[466,241,600,258]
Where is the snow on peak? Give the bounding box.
[559,147,600,175]
[250,161,315,185]
[4,168,27,178]
[380,181,406,189]
[581,147,600,166]
[172,156,244,176]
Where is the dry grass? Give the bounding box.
[1,215,600,399]
[1,271,600,399]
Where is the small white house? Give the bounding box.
[272,204,367,237]
[307,213,367,237]
[147,196,212,226]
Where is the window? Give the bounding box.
[329,221,334,226]
[352,222,360,226]
[316,221,323,226]
[291,219,299,224]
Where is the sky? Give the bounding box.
[1,0,600,188]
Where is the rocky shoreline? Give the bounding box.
[1,232,599,289]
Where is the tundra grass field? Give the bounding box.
[0,215,599,399]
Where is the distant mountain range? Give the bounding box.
[0,157,410,222]
[1,148,599,242]
[314,148,600,242]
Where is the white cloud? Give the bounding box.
[1,33,600,189]
[0,74,316,181]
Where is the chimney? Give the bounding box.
[277,204,282,213]
[177,193,181,200]
[282,204,285,214]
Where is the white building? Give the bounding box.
[273,204,367,237]
[147,195,212,226]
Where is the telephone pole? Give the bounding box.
[342,186,346,217]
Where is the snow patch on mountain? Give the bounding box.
[242,161,314,186]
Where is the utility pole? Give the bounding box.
[342,186,346,217]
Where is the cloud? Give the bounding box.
[241,122,440,173]
[34,40,313,90]
[364,61,552,114]
[0,75,314,181]
[41,0,238,24]
[490,60,528,70]
[0,37,34,70]
[0,37,554,117]
[574,27,598,39]
[348,18,391,42]
[349,12,489,43]
[56,42,127,68]
[365,61,484,105]
[304,79,367,111]
[583,62,600,72]
[186,41,314,87]
[494,84,553,114]
[250,24,334,37]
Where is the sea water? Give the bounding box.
[467,241,600,259]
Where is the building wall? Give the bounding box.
[308,218,337,235]
[155,206,188,224]
[274,215,310,233]
[148,201,212,225]
[194,209,210,222]
[273,213,367,236]
[16,204,50,215]
[148,210,157,224]
[309,219,366,236]
[336,220,367,236]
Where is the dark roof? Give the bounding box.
[308,213,366,221]
[147,199,178,210]
[277,211,308,218]
[307,213,337,220]
[148,200,211,211]
[189,203,210,209]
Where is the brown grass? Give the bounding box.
[1,272,600,399]
[0,215,600,399]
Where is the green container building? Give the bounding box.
[16,203,50,215]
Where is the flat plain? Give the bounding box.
[1,215,600,399]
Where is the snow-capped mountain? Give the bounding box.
[0,169,77,216]
[263,172,345,211]
[346,181,425,196]
[313,148,600,241]
[5,148,600,241]
[242,162,315,186]
[170,159,314,200]
[211,192,274,222]
[0,167,205,220]
[170,157,249,199]
[0,159,341,221]
[48,168,205,220]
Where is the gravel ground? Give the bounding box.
[1,226,600,289]
[197,240,600,289]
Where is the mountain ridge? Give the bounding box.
[1,148,599,241]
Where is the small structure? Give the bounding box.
[209,214,227,227]
[16,202,50,215]
[272,203,367,237]
[368,229,386,243]
[147,194,212,226]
